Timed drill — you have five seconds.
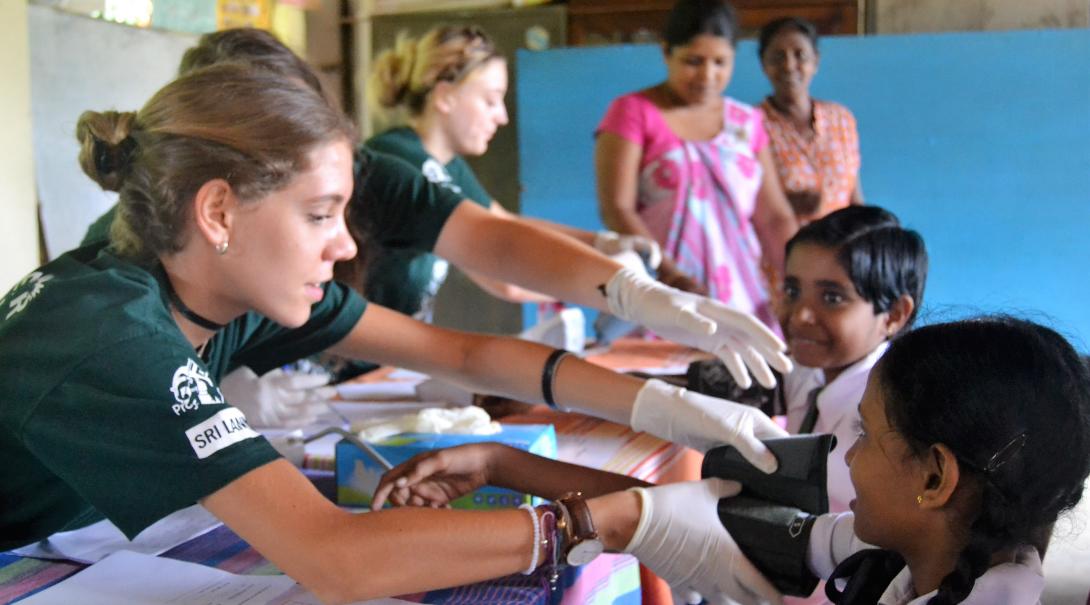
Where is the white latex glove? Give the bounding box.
[631,379,788,472]
[594,230,663,271]
[624,479,783,605]
[219,366,335,428]
[605,268,792,389]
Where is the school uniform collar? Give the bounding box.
[785,341,889,431]
[878,545,1043,605]
[820,341,888,402]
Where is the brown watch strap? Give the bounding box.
[557,492,598,541]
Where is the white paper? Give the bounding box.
[13,504,221,564]
[335,381,418,400]
[19,551,416,605]
[18,550,295,605]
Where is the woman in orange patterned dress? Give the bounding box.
[758,17,863,225]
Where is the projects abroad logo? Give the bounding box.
[4,271,53,320]
[170,359,224,416]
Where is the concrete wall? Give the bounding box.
[868,0,1089,33]
[0,2,42,292]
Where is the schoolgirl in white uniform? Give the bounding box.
[776,205,927,513]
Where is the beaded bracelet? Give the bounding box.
[519,503,541,575]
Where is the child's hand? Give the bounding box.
[371,443,502,510]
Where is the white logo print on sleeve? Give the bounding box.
[421,158,464,195]
[170,359,225,416]
[186,407,259,459]
[4,272,53,320]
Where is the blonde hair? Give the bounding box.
[368,25,501,124]
[77,63,355,262]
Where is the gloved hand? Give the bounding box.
[624,479,783,605]
[631,379,788,473]
[219,366,335,428]
[594,230,663,271]
[605,268,792,389]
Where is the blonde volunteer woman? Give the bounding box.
[0,65,783,604]
[83,28,792,393]
[366,26,665,317]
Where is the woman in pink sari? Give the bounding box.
[596,0,797,331]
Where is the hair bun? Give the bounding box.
[76,110,138,192]
[369,33,419,110]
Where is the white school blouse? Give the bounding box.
[807,513,1045,605]
[783,342,889,513]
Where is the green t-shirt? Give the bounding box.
[0,243,366,549]
[363,128,492,320]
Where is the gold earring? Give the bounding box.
[916,494,923,505]
[216,239,229,255]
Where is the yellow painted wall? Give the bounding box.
[0,2,42,291]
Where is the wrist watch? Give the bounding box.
[555,492,604,566]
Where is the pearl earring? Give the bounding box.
[215,239,229,255]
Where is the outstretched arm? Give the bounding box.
[328,305,787,470]
[434,201,792,389]
[371,443,649,509]
[204,460,778,605]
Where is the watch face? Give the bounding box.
[566,538,604,566]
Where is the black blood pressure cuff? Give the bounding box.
[686,359,783,416]
[701,434,837,596]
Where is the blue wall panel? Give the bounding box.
[517,29,1090,349]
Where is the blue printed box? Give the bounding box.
[335,424,557,508]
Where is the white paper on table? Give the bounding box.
[335,381,418,400]
[12,504,221,564]
[18,551,415,605]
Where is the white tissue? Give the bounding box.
[352,406,501,442]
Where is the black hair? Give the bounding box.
[663,0,739,51]
[877,317,1090,604]
[785,205,928,331]
[757,16,820,59]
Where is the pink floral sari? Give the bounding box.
[600,94,776,329]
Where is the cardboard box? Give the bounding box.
[335,424,557,508]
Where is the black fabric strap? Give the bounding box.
[825,548,906,605]
[162,271,226,331]
[799,386,823,434]
[541,349,571,408]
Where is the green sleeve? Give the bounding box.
[23,336,280,539]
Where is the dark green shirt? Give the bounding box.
[364,128,492,320]
[0,243,366,549]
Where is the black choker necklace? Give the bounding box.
[162,276,225,331]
